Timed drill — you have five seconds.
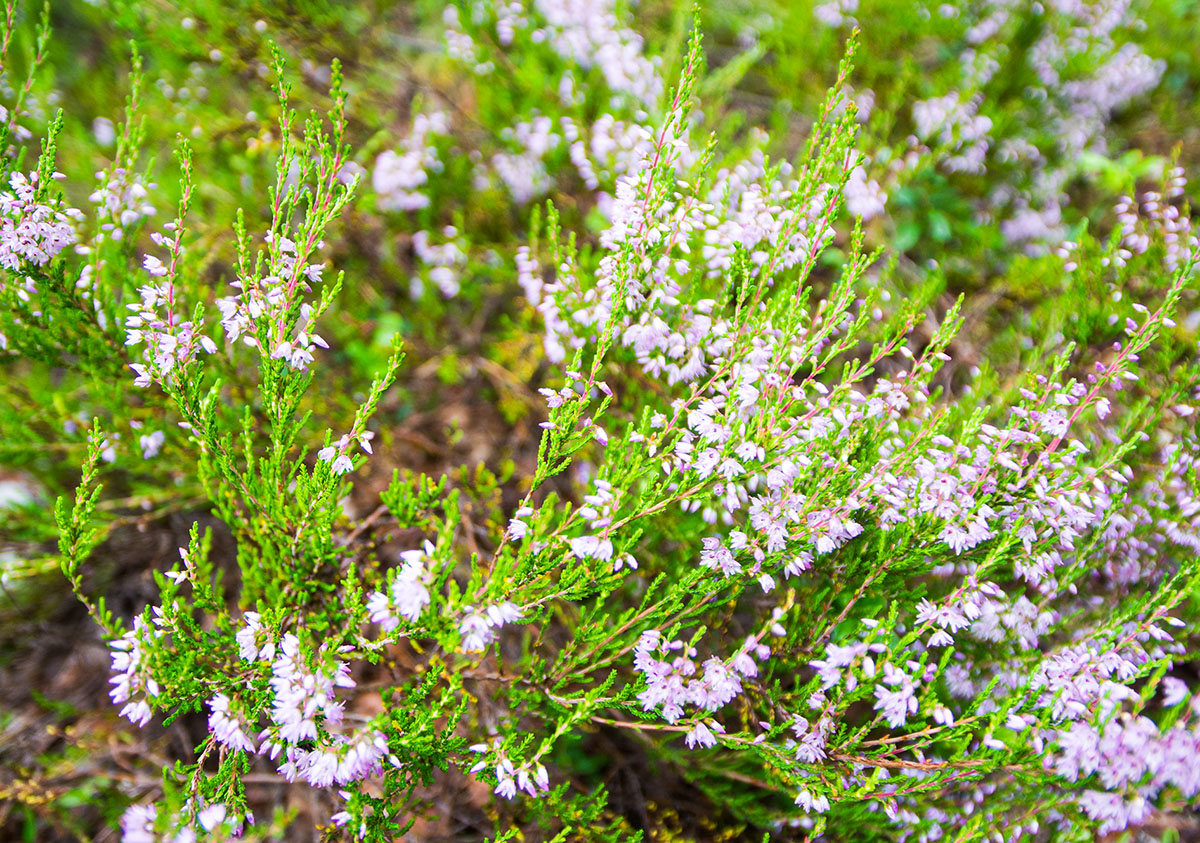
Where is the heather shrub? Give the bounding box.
[3,1,1200,842]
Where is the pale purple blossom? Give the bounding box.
[109,617,160,727]
[236,611,275,663]
[873,663,919,728]
[120,804,157,843]
[468,739,549,800]
[459,601,522,652]
[685,720,722,749]
[208,693,257,754]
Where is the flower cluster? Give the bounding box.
[108,617,161,728]
[125,245,218,387]
[88,167,156,243]
[365,542,434,629]
[215,231,329,370]
[491,116,560,203]
[448,0,663,109]
[817,0,1167,253]
[0,171,80,276]
[912,92,993,175]
[120,799,244,843]
[410,226,466,298]
[372,110,448,212]
[1057,695,1200,834]
[633,630,767,730]
[458,601,522,652]
[469,739,551,799]
[317,429,374,475]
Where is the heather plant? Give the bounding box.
[752,0,1182,265]
[3,1,1200,842]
